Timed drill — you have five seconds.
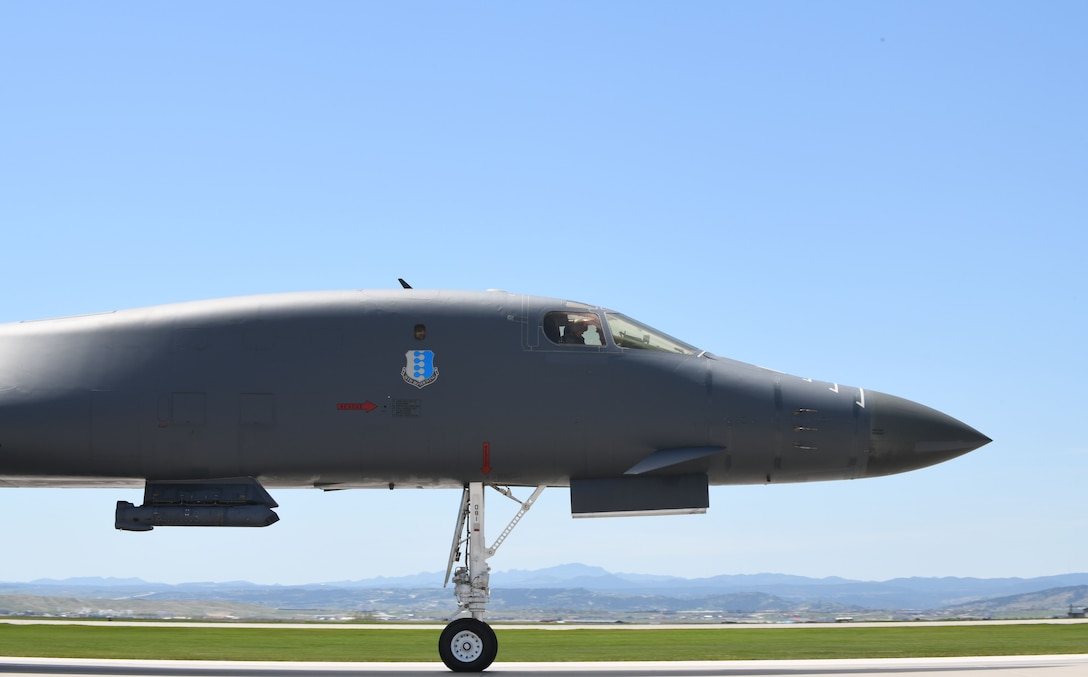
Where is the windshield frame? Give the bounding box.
[604,312,703,356]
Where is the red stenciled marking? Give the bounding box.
[482,442,492,475]
[338,401,378,412]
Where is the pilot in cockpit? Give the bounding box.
[562,320,587,344]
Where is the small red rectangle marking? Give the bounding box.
[338,401,378,412]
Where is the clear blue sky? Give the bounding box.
[1,2,1085,585]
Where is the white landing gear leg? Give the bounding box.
[439,482,545,672]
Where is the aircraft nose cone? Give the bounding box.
[864,390,990,478]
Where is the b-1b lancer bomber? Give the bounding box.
[0,283,990,671]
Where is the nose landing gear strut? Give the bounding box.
[439,482,545,672]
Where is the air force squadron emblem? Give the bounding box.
[402,350,439,388]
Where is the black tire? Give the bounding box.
[438,618,498,672]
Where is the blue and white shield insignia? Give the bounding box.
[402,350,439,388]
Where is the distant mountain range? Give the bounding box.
[3,564,1087,622]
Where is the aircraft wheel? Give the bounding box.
[438,618,498,672]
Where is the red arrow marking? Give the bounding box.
[336,401,379,412]
[482,442,492,475]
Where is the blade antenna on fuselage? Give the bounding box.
[398,278,413,289]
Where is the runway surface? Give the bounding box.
[2,655,1088,676]
[4,618,1087,629]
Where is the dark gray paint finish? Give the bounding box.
[0,289,989,496]
[570,475,710,516]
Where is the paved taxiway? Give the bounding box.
[5,618,1087,629]
[2,655,1088,676]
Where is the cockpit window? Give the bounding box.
[543,311,606,346]
[605,312,700,355]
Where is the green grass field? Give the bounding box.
[0,623,1085,662]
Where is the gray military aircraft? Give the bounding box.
[0,284,989,671]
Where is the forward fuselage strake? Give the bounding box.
[0,289,988,491]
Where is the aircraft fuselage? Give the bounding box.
[0,289,987,492]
